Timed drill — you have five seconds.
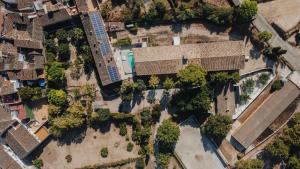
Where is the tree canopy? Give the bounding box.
[177,64,206,88]
[149,75,160,89]
[48,89,68,107]
[163,78,175,92]
[235,159,264,169]
[235,0,258,22]
[258,31,272,42]
[202,114,232,144]
[157,120,180,150]
[90,108,111,123]
[55,29,68,43]
[47,62,65,84]
[18,87,42,102]
[170,87,211,114]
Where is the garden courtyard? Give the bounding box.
[38,124,139,169]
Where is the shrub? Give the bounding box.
[235,159,264,169]
[114,37,132,47]
[241,78,255,94]
[271,80,284,92]
[58,43,70,61]
[152,104,162,122]
[33,159,43,168]
[258,31,272,42]
[18,87,42,102]
[202,114,233,144]
[140,108,152,126]
[157,153,171,169]
[119,123,127,136]
[48,89,67,107]
[111,113,135,124]
[90,108,111,123]
[101,147,108,158]
[47,61,65,85]
[240,93,250,103]
[55,29,68,43]
[157,120,180,150]
[135,158,145,169]
[257,73,270,86]
[127,142,134,152]
[65,155,72,163]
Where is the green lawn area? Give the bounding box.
[25,104,35,120]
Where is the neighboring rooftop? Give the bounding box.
[4,123,40,159]
[216,83,236,117]
[232,81,300,149]
[133,41,245,76]
[0,106,15,135]
[259,0,300,34]
[81,11,121,86]
[0,145,22,169]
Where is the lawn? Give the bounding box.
[25,104,35,120]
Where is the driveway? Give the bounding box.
[174,116,227,169]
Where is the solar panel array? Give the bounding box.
[89,12,112,56]
[107,66,119,82]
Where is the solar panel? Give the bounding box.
[89,12,112,57]
[107,66,119,82]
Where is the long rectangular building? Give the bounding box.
[232,81,300,150]
[81,11,121,86]
[132,41,245,76]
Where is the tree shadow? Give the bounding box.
[147,89,156,104]
[55,126,88,146]
[119,101,132,113]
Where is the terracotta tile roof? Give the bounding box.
[133,41,245,75]
[7,69,38,81]
[0,145,22,169]
[5,123,40,159]
[38,8,72,27]
[0,106,15,135]
[216,83,236,117]
[16,0,34,10]
[232,81,300,149]
[0,76,16,96]
[14,39,43,49]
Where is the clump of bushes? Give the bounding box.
[101,147,109,158]
[114,37,132,47]
[135,158,145,169]
[271,80,284,92]
[127,142,134,152]
[257,73,270,86]
[33,159,43,168]
[119,123,127,136]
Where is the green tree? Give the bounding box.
[241,78,255,94]
[257,73,270,86]
[55,29,68,42]
[127,142,134,152]
[33,159,43,169]
[235,0,258,22]
[119,123,127,136]
[210,72,240,86]
[134,79,146,94]
[140,108,152,126]
[258,31,272,42]
[120,81,135,101]
[48,89,67,107]
[265,138,290,161]
[90,108,111,123]
[155,1,166,18]
[58,43,70,61]
[202,114,233,144]
[170,87,211,114]
[45,39,57,54]
[149,75,160,89]
[18,87,42,102]
[101,147,108,158]
[177,64,206,88]
[152,104,162,122]
[203,4,234,25]
[69,27,84,42]
[46,52,56,63]
[163,78,175,93]
[157,153,171,169]
[135,158,145,169]
[271,80,284,92]
[288,156,300,169]
[47,62,65,84]
[235,159,264,169]
[100,3,111,20]
[157,120,180,150]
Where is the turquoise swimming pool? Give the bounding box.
[128,51,135,69]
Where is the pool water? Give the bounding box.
[128,52,135,69]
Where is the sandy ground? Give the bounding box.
[39,125,139,169]
[31,99,48,123]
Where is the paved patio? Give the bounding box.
[174,116,226,169]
